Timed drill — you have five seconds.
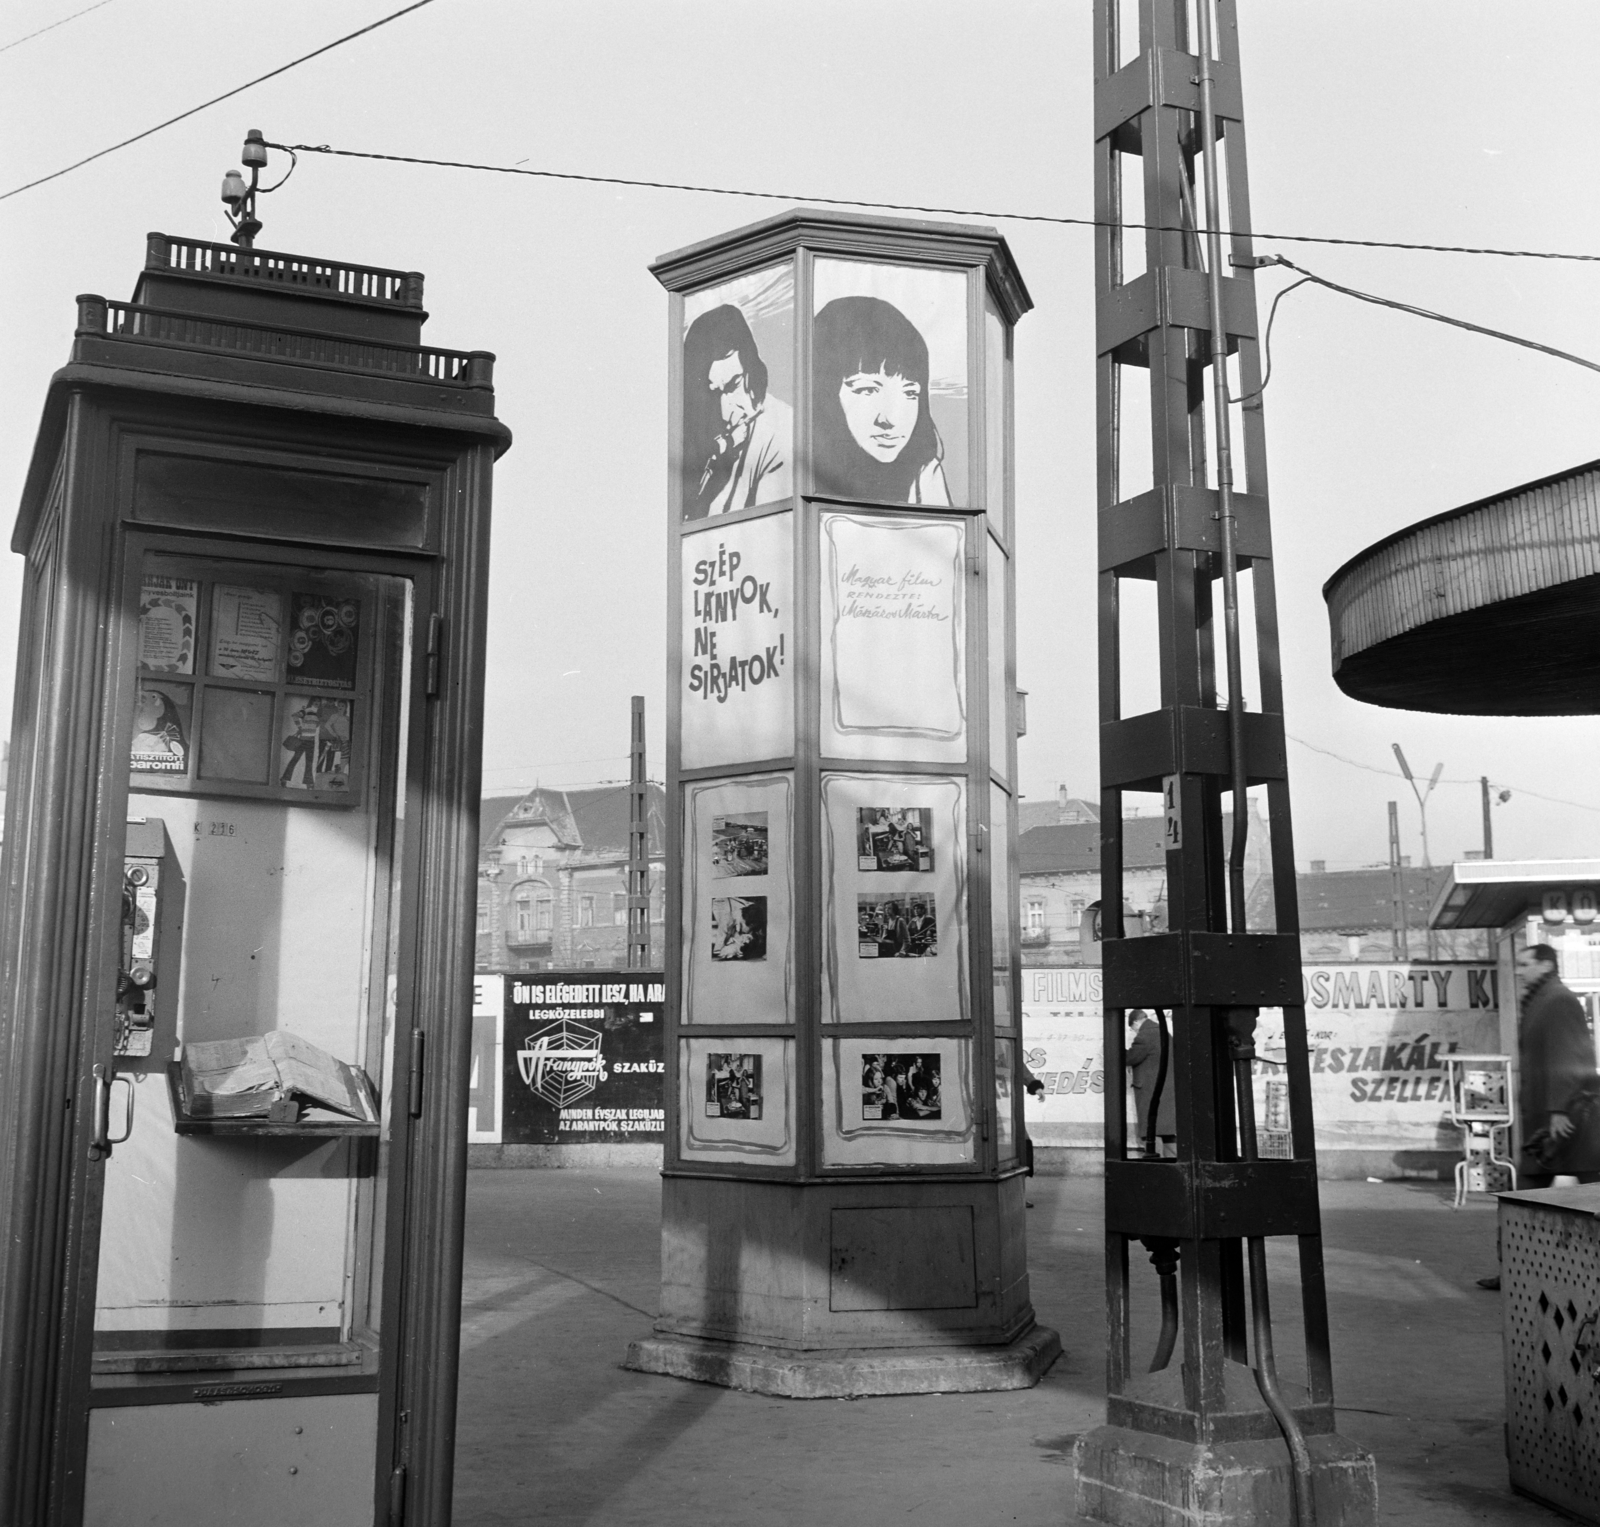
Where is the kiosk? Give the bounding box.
[0,227,508,1525]
[626,210,1058,1395]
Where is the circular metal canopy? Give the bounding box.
[1324,458,1600,716]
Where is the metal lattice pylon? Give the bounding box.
[1078,2,1376,1523]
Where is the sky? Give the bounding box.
[2,0,1598,875]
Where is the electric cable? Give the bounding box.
[0,0,437,202]
[1240,255,1600,402]
[271,144,1600,265]
[0,0,116,55]
[1285,733,1600,815]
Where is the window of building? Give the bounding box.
[536,897,553,931]
[614,892,629,926]
[515,896,533,938]
[476,903,488,933]
[1027,900,1045,933]
[1070,899,1085,927]
[517,854,529,877]
[579,895,595,928]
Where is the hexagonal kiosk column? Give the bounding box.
[625,210,1058,1396]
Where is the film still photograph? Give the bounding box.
[710,895,767,961]
[705,1053,763,1119]
[856,806,933,872]
[712,812,769,878]
[857,893,936,959]
[861,1052,942,1121]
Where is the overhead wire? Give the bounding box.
[1239,255,1600,403]
[272,145,1600,265]
[1285,734,1600,815]
[0,0,116,55]
[0,0,437,202]
[4,101,1599,264]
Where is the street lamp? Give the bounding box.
[219,128,295,248]
[1394,743,1443,960]
[1392,743,1442,867]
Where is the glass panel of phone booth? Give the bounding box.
[93,549,412,1382]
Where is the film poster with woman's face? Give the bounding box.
[811,259,968,507]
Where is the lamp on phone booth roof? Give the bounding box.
[220,170,248,209]
[241,128,269,169]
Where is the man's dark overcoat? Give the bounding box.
[1518,971,1600,1176]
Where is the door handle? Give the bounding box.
[89,1064,135,1159]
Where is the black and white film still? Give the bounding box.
[857,893,936,958]
[711,895,767,961]
[861,1053,942,1120]
[856,806,933,872]
[712,811,769,877]
[705,1053,763,1119]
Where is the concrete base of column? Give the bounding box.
[624,1322,1060,1398]
[1073,1424,1378,1526]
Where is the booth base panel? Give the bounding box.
[1074,1425,1377,1527]
[651,1171,1035,1351]
[84,1392,378,1527]
[624,1324,1060,1398]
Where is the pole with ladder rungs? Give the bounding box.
[1074,3,1375,1521]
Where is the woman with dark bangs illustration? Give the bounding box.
[813,295,951,505]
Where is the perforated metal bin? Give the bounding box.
[1501,1184,1600,1522]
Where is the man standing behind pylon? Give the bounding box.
[1516,943,1600,1188]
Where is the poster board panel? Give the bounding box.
[679,1036,796,1166]
[821,1035,974,1167]
[683,774,795,1026]
[681,264,795,521]
[811,258,969,507]
[820,772,967,1025]
[680,514,793,770]
[818,513,966,764]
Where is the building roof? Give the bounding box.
[1249,866,1438,933]
[480,783,666,859]
[1017,794,1100,833]
[1323,457,1600,715]
[1018,816,1167,875]
[1429,858,1600,929]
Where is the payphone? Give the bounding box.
[0,212,507,1527]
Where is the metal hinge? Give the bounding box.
[408,1030,425,1118]
[388,1465,407,1525]
[425,613,444,698]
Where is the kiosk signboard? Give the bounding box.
[501,972,666,1143]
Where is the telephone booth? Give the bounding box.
[627,211,1057,1395]
[0,230,508,1525]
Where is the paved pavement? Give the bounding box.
[453,1170,1559,1526]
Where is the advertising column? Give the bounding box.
[627,210,1056,1397]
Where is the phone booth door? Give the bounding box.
[0,228,505,1527]
[77,537,427,1523]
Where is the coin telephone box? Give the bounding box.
[0,230,509,1526]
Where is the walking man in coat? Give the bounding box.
[1126,1009,1176,1158]
[1516,943,1600,1188]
